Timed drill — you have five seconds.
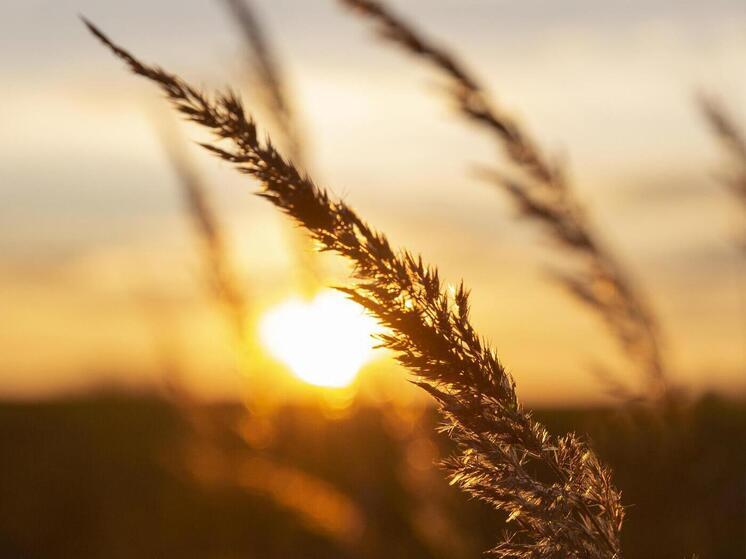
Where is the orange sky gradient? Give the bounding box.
[1,0,745,404]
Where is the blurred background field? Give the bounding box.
[2,0,746,557]
[1,391,744,558]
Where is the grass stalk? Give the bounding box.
[155,117,249,346]
[339,0,669,402]
[699,94,746,246]
[85,20,625,557]
[223,0,322,295]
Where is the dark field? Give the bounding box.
[1,392,743,559]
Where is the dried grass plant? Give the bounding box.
[223,0,306,166]
[156,118,250,346]
[85,20,625,557]
[699,94,746,248]
[222,6,457,542]
[155,80,361,550]
[223,0,323,294]
[339,0,669,402]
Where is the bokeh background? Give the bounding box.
[1,1,745,557]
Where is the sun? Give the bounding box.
[259,290,380,388]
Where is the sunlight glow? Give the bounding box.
[259,290,380,388]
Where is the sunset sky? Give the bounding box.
[2,0,745,403]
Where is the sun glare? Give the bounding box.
[259,290,380,388]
